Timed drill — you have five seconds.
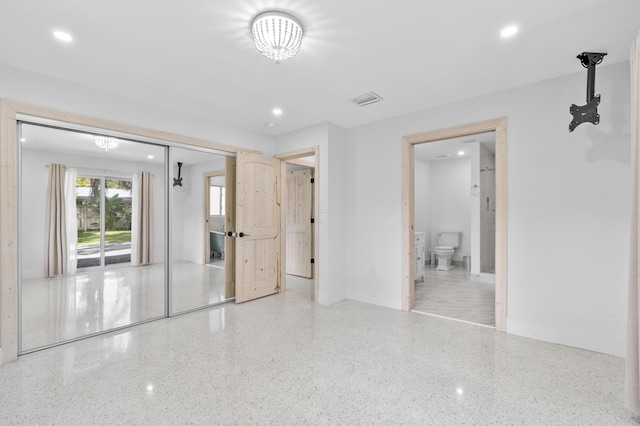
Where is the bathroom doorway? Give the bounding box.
[412,132,496,326]
[401,118,507,331]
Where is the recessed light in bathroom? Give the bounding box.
[20,138,26,142]
[458,151,465,156]
[53,30,73,42]
[500,25,518,38]
[272,108,283,116]
[147,155,154,160]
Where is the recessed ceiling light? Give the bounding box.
[458,151,465,156]
[272,108,283,116]
[53,30,73,42]
[265,123,277,128]
[147,155,154,159]
[500,26,518,38]
[20,138,26,142]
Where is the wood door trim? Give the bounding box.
[401,118,508,332]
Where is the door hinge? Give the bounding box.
[311,218,315,224]
[310,178,315,184]
[311,258,315,264]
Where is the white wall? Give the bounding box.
[414,158,432,253]
[343,61,631,357]
[174,156,226,264]
[430,158,471,262]
[21,149,165,279]
[275,122,348,304]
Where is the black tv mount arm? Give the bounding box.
[173,162,183,187]
[569,52,607,132]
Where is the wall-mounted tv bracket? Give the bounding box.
[569,52,607,132]
[173,162,183,187]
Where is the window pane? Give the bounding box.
[210,186,221,215]
[220,187,225,216]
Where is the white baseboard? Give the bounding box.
[507,318,625,358]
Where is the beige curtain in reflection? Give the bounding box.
[44,163,68,276]
[131,171,153,265]
[626,30,640,416]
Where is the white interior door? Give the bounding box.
[286,169,313,278]
[234,152,281,303]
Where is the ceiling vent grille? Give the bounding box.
[349,92,383,107]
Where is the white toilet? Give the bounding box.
[434,231,461,271]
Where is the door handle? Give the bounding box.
[239,232,248,238]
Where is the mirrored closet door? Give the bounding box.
[19,122,167,353]
[170,147,235,314]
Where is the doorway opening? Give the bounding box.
[275,147,319,301]
[76,175,133,268]
[412,132,496,326]
[401,118,507,331]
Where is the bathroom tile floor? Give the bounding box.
[1,276,635,424]
[414,264,496,326]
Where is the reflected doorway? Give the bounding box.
[76,176,133,268]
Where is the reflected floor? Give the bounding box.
[171,260,231,313]
[21,260,230,352]
[413,264,495,326]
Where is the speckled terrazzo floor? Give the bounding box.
[1,276,636,425]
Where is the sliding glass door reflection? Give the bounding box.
[19,123,167,353]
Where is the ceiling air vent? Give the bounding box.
[349,92,383,107]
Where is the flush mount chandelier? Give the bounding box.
[94,135,120,152]
[251,11,303,64]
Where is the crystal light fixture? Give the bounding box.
[94,136,120,152]
[251,11,303,64]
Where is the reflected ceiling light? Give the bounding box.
[500,25,518,38]
[251,11,303,64]
[94,136,120,152]
[53,30,73,42]
[265,123,277,128]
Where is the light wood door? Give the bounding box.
[286,169,313,278]
[224,157,236,300]
[235,152,281,303]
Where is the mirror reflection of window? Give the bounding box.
[19,122,166,354]
[209,185,225,216]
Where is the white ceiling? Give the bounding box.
[1,1,639,136]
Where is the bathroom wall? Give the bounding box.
[479,144,496,273]
[429,158,472,262]
[414,157,432,254]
